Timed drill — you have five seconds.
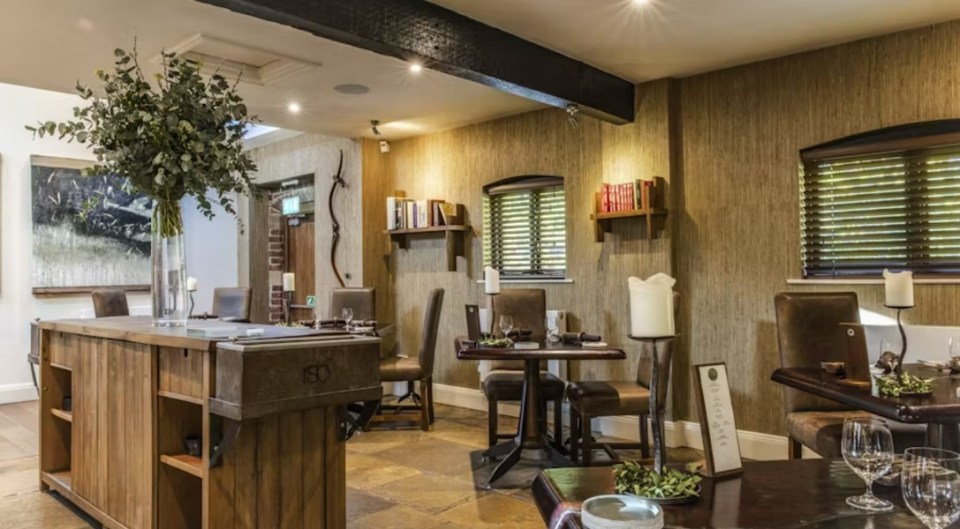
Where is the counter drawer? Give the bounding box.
[158,347,204,402]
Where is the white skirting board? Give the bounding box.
[430,382,820,461]
[0,383,38,405]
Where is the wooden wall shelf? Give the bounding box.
[160,454,203,478]
[592,177,668,242]
[384,225,470,272]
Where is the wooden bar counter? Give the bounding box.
[36,316,382,529]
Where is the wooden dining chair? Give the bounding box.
[212,287,252,322]
[774,292,926,458]
[91,289,129,318]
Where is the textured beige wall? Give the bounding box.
[674,21,960,434]
[362,80,678,390]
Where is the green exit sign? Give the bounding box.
[282,196,301,215]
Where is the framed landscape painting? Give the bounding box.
[31,155,151,295]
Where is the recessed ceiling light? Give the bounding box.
[334,83,370,95]
[287,102,301,114]
[409,63,423,74]
[632,0,649,5]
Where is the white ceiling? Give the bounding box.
[0,0,539,139]
[430,0,960,82]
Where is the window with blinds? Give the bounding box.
[800,121,960,278]
[483,175,566,279]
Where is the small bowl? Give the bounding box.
[582,495,664,529]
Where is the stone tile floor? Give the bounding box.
[0,400,703,528]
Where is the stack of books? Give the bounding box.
[386,197,464,230]
[599,180,657,213]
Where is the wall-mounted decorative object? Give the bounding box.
[30,155,151,294]
[328,149,346,287]
[693,362,743,477]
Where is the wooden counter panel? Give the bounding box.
[47,331,77,369]
[70,336,154,529]
[207,406,344,529]
[158,347,204,401]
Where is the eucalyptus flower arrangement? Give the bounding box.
[26,46,258,238]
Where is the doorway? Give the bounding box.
[285,216,315,322]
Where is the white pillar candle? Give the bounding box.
[484,266,500,295]
[883,269,914,307]
[629,273,676,338]
[282,272,296,292]
[186,276,198,292]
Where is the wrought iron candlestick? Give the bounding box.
[282,291,293,324]
[885,305,913,379]
[188,291,195,318]
[628,334,677,475]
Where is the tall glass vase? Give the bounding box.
[151,200,188,327]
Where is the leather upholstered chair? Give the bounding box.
[376,288,444,431]
[330,288,376,321]
[91,289,130,318]
[483,289,565,447]
[775,292,926,458]
[212,288,252,322]
[567,337,674,466]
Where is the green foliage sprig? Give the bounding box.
[613,461,702,499]
[26,45,259,237]
[875,372,933,397]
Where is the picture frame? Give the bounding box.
[693,362,743,477]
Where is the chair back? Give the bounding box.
[330,288,376,321]
[774,292,860,413]
[489,289,546,371]
[92,289,130,318]
[213,288,252,321]
[417,289,445,375]
[635,337,674,413]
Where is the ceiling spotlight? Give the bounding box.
[287,102,301,114]
[409,62,423,74]
[566,103,580,128]
[632,0,649,5]
[370,120,381,136]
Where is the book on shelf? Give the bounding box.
[597,178,662,213]
[386,196,463,230]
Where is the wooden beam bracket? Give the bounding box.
[208,419,242,468]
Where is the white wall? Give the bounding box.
[0,82,240,404]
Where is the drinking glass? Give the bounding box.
[341,307,354,330]
[902,447,960,529]
[499,315,514,339]
[841,418,895,512]
[949,337,960,358]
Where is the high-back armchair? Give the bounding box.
[212,287,252,322]
[330,288,376,321]
[91,289,130,318]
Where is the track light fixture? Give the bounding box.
[566,104,580,128]
[370,120,381,136]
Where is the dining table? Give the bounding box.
[771,363,960,449]
[532,458,929,528]
[457,340,626,484]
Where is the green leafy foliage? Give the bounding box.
[25,45,259,237]
[875,372,933,397]
[477,337,513,348]
[613,461,702,499]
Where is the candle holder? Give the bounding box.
[884,304,914,379]
[282,291,293,324]
[188,291,196,318]
[628,334,678,475]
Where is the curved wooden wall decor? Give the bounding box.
[328,149,346,287]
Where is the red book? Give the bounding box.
[602,183,610,213]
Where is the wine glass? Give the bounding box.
[949,337,960,359]
[499,315,514,339]
[902,447,960,529]
[841,418,895,512]
[341,307,354,330]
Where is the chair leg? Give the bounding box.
[639,414,650,459]
[582,414,593,467]
[569,406,580,464]
[488,397,499,447]
[553,398,562,448]
[427,379,436,424]
[29,363,38,394]
[419,381,430,431]
[788,437,803,459]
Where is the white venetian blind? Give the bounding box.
[801,124,960,278]
[483,175,566,279]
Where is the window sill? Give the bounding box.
[475,279,575,285]
[786,278,960,285]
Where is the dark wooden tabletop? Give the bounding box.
[456,341,626,361]
[532,459,933,529]
[771,364,960,423]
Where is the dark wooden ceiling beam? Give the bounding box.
[195,0,636,124]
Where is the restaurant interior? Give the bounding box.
[5,0,960,528]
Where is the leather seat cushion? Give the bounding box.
[567,381,650,416]
[482,371,565,401]
[786,411,928,457]
[379,356,422,382]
